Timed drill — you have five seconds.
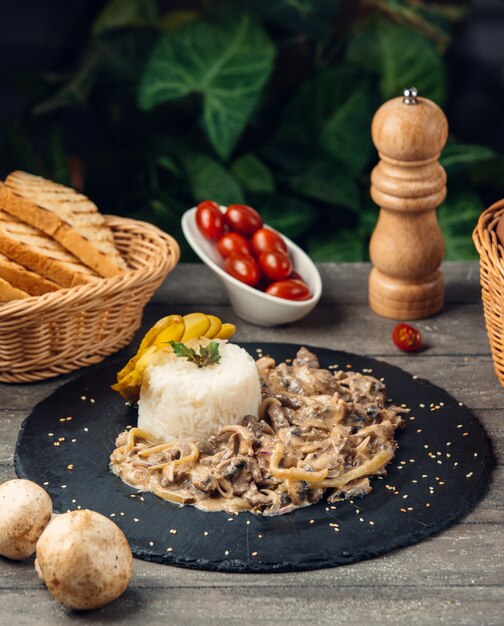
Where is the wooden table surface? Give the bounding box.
[1,262,502,625]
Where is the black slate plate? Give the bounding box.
[15,343,494,573]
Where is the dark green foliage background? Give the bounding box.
[3,0,502,261]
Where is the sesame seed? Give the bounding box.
[48,433,54,437]
[355,509,360,514]
[422,474,428,478]
[71,439,77,443]
[43,482,48,486]
[416,429,422,433]
[369,521,374,526]
[413,375,418,379]
[67,464,74,470]
[149,541,154,547]
[83,428,89,432]
[403,495,408,499]
[169,529,177,534]
[309,519,315,524]
[61,485,67,489]
[110,513,116,517]
[457,424,463,429]
[454,462,459,467]
[224,550,229,555]
[463,432,469,437]
[419,403,425,408]
[359,517,364,522]
[71,499,76,504]
[400,508,407,513]
[258,534,263,539]
[134,518,139,522]
[53,442,60,447]
[246,520,251,525]
[77,505,81,510]
[227,518,234,522]
[167,547,173,552]
[458,402,463,406]
[426,503,431,508]
[251,551,258,557]
[474,453,478,457]
[203,531,208,536]
[120,512,125,516]
[466,472,474,478]
[80,396,86,400]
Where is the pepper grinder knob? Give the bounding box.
[368,88,448,319]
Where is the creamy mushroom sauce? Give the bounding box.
[110,348,406,515]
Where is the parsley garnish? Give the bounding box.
[169,341,222,368]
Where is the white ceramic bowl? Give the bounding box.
[181,207,322,326]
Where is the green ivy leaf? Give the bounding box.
[93,0,158,35]
[438,189,482,260]
[307,229,366,262]
[274,66,375,175]
[440,143,497,170]
[244,0,340,41]
[180,152,244,205]
[230,154,275,193]
[248,193,316,240]
[138,15,275,159]
[347,20,446,104]
[283,158,360,211]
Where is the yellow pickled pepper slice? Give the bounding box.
[181,313,211,341]
[154,320,185,347]
[203,315,222,338]
[138,315,184,353]
[215,323,236,340]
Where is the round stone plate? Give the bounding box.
[15,343,494,573]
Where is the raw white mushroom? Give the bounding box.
[35,509,133,610]
[0,479,52,560]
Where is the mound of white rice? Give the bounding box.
[137,340,261,442]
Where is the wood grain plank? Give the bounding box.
[154,262,483,306]
[0,585,502,626]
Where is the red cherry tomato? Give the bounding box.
[392,323,422,352]
[265,279,312,301]
[225,204,263,237]
[217,232,252,258]
[224,253,260,287]
[258,250,292,281]
[251,227,287,256]
[288,271,306,283]
[196,200,224,240]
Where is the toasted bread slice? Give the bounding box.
[0,276,29,302]
[0,252,60,296]
[0,209,99,288]
[0,171,126,278]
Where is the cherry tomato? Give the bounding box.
[196,200,224,240]
[392,323,422,352]
[224,253,260,287]
[217,232,252,258]
[225,204,263,237]
[288,271,306,283]
[251,227,287,256]
[258,250,292,281]
[265,279,312,301]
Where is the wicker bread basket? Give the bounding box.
[473,198,504,385]
[0,215,180,383]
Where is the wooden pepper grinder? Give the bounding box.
[369,87,448,319]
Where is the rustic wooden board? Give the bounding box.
[0,262,502,625]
